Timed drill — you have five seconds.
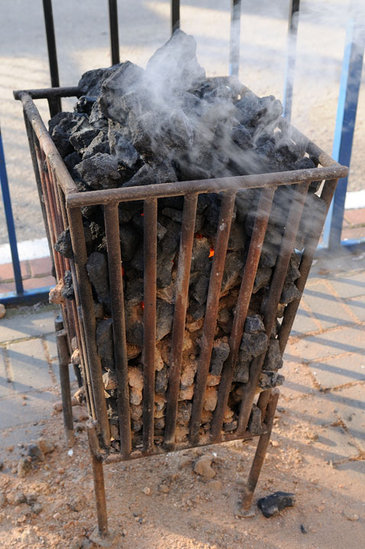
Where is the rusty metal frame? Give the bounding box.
[15,85,347,535]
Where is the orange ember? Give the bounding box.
[209,248,215,258]
[140,301,145,310]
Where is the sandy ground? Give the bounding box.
[0,360,364,549]
[0,0,364,244]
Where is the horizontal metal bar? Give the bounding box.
[0,287,51,305]
[65,165,347,208]
[14,87,81,100]
[17,93,78,195]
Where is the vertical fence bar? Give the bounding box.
[211,187,275,442]
[42,0,61,116]
[104,204,132,458]
[0,126,24,295]
[171,0,180,33]
[229,0,241,77]
[283,0,300,121]
[164,194,198,449]
[108,0,120,65]
[143,199,157,452]
[322,19,364,249]
[189,192,236,445]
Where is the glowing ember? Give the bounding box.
[209,248,215,258]
[140,301,145,310]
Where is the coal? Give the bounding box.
[54,229,73,259]
[257,491,295,518]
[46,30,325,446]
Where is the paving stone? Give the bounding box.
[315,424,361,463]
[0,261,30,282]
[330,384,365,451]
[302,282,354,331]
[329,272,365,299]
[0,308,57,343]
[309,353,365,390]
[0,391,57,430]
[288,326,364,362]
[23,275,55,290]
[44,333,58,362]
[290,300,321,337]
[344,295,365,322]
[29,256,52,277]
[8,339,55,392]
[0,349,12,398]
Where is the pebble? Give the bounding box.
[0,491,7,507]
[27,443,45,462]
[158,483,170,494]
[193,455,216,479]
[271,440,280,448]
[17,457,33,477]
[31,502,43,515]
[142,487,151,495]
[0,303,6,318]
[0,459,4,471]
[37,438,56,455]
[343,511,359,521]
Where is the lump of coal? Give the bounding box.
[263,339,283,371]
[210,339,230,376]
[54,228,73,259]
[239,331,268,362]
[86,252,110,309]
[145,29,205,94]
[74,153,121,190]
[257,491,295,518]
[96,318,114,371]
[61,270,74,301]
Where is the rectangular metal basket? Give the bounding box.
[15,84,347,534]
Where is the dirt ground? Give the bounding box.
[0,360,363,549]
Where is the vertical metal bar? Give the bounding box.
[283,0,301,120]
[240,389,279,512]
[211,187,275,442]
[143,199,157,453]
[108,0,120,65]
[322,19,364,249]
[87,422,108,537]
[0,126,24,295]
[68,207,110,448]
[171,0,180,33]
[229,0,241,77]
[236,182,309,434]
[279,179,338,352]
[42,0,62,116]
[189,193,236,445]
[57,329,74,447]
[164,194,198,449]
[104,204,132,458]
[23,112,53,262]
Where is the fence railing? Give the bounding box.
[1,0,364,305]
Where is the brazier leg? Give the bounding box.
[87,421,108,537]
[241,388,280,512]
[56,329,74,447]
